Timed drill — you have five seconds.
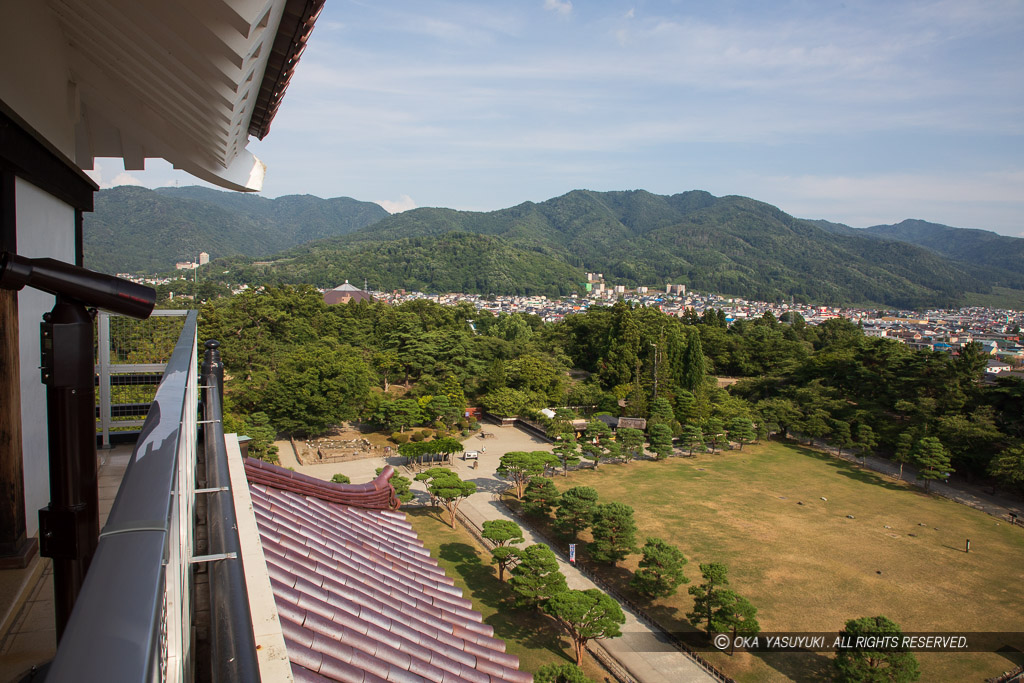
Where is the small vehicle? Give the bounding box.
[464,450,480,460]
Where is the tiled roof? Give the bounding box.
[245,458,399,509]
[245,460,531,683]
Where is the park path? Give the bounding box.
[275,430,716,683]
[807,440,1024,521]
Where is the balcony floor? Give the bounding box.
[0,445,132,683]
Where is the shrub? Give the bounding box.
[411,432,424,442]
[331,473,351,484]
[393,433,409,444]
[469,420,480,430]
[458,419,469,430]
[462,429,471,437]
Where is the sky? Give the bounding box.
[88,0,1024,236]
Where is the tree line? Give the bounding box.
[197,287,1024,492]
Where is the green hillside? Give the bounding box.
[863,219,1024,289]
[83,186,388,273]
[228,189,986,307]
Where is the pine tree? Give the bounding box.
[554,486,600,540]
[590,502,638,565]
[834,615,920,682]
[509,544,568,609]
[630,537,688,599]
[727,418,756,451]
[523,478,561,517]
[913,437,953,491]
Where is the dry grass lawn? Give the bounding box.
[548,441,1024,683]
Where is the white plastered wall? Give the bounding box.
[15,179,77,538]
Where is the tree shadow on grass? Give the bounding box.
[754,650,835,682]
[437,541,573,660]
[790,446,907,492]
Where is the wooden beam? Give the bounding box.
[0,169,37,568]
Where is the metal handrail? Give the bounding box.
[47,311,199,681]
[201,340,260,683]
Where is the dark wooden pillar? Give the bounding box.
[0,169,37,568]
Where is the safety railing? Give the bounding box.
[95,309,188,448]
[46,313,258,682]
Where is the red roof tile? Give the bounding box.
[246,461,531,683]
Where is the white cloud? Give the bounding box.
[745,171,1024,234]
[109,172,145,188]
[376,195,417,213]
[543,0,572,16]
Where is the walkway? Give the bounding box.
[279,430,716,683]
[808,440,1024,521]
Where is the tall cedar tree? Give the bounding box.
[589,502,638,565]
[544,589,625,666]
[509,544,568,609]
[630,537,689,599]
[834,616,920,683]
[554,486,600,540]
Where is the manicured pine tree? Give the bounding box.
[509,544,568,609]
[534,663,591,683]
[617,427,645,463]
[630,537,688,599]
[553,432,581,476]
[703,418,725,453]
[522,478,561,517]
[727,418,756,451]
[647,423,674,460]
[498,450,556,499]
[544,589,625,666]
[913,437,953,491]
[554,486,600,540]
[681,423,704,456]
[482,519,525,582]
[854,423,878,460]
[590,502,638,565]
[713,590,760,655]
[893,432,914,481]
[687,563,730,635]
[830,420,854,457]
[414,468,475,528]
[834,615,920,682]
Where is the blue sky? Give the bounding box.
[89,0,1024,236]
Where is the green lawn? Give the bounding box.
[545,442,1024,683]
[404,508,611,682]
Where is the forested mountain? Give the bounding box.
[82,186,388,273]
[215,189,1003,308]
[87,185,1024,307]
[862,219,1024,287]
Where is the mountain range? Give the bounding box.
[82,186,1024,309]
[82,186,388,273]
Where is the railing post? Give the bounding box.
[202,339,259,683]
[38,297,100,641]
[97,311,112,449]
